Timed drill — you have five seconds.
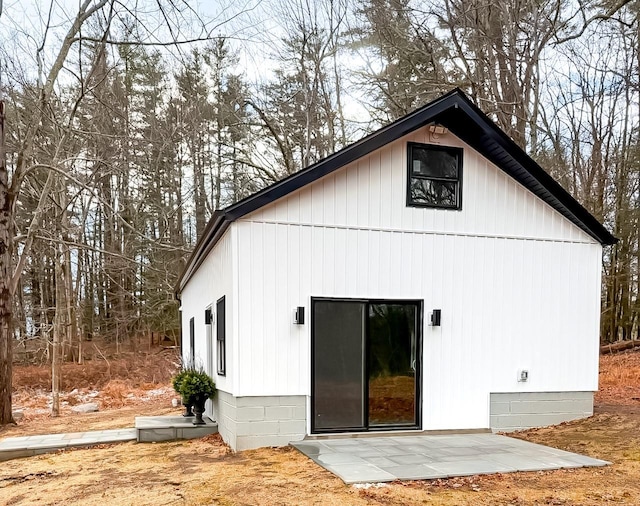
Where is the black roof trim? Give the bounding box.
[223,89,462,221]
[435,97,616,247]
[177,88,616,292]
[178,211,230,293]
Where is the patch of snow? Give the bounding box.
[352,483,389,489]
[146,388,170,396]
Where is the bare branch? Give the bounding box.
[555,0,635,44]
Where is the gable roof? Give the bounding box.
[177,88,617,292]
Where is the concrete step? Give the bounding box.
[135,415,218,442]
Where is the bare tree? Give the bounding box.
[0,0,254,424]
[251,0,350,179]
[536,8,639,343]
[355,0,453,122]
[0,87,11,425]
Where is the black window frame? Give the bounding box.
[189,317,195,365]
[205,306,214,377]
[216,296,226,376]
[406,142,463,210]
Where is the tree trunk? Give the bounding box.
[51,252,65,415]
[64,242,77,362]
[0,100,13,425]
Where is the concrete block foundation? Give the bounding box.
[212,391,306,451]
[490,391,594,432]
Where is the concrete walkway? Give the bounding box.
[292,433,610,484]
[0,415,218,462]
[0,428,136,462]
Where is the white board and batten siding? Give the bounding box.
[180,229,237,395]
[233,125,602,431]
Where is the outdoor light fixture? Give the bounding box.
[428,124,448,138]
[430,309,441,326]
[205,308,212,325]
[294,306,305,325]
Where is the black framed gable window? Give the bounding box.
[407,142,463,209]
[216,296,226,376]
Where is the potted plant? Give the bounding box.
[172,366,197,417]
[176,368,216,425]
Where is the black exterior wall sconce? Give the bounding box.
[430,309,441,326]
[294,306,305,325]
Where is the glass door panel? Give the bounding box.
[368,303,418,427]
[312,300,366,431]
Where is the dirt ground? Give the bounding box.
[0,347,179,437]
[1,351,640,505]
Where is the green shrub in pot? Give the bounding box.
[176,368,216,425]
[172,365,198,417]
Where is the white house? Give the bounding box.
[176,89,616,451]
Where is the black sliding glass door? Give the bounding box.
[312,300,366,431]
[312,299,421,433]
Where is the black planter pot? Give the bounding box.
[182,397,194,417]
[192,395,207,425]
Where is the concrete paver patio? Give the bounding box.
[292,433,610,484]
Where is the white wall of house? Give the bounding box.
[180,228,236,397]
[244,131,593,243]
[229,125,602,431]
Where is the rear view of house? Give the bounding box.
[176,89,615,451]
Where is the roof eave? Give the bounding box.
[439,97,618,246]
[175,211,230,294]
[223,89,463,221]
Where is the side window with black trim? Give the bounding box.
[189,317,195,365]
[407,142,463,209]
[216,296,226,376]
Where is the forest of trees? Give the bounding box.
[0,0,639,423]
